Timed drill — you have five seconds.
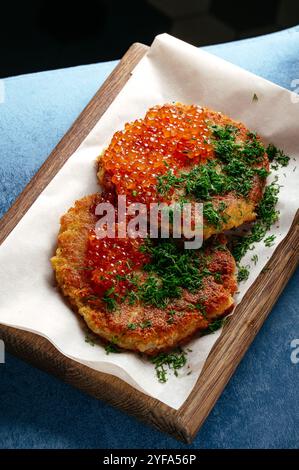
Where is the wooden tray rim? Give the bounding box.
[0,42,298,444]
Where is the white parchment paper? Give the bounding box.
[0,34,298,409]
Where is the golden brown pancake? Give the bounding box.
[51,193,237,354]
[97,103,269,239]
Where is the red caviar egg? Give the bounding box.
[101,104,214,205]
[85,230,149,297]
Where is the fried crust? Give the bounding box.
[51,194,237,354]
[97,104,269,239]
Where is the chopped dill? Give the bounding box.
[254,167,269,179]
[264,234,276,247]
[151,348,187,383]
[256,181,280,228]
[213,272,223,283]
[137,239,213,308]
[195,302,207,317]
[242,133,265,162]
[102,287,118,312]
[138,275,173,308]
[183,161,227,200]
[237,265,250,282]
[211,124,238,140]
[167,310,176,323]
[252,93,259,102]
[203,201,227,228]
[157,170,181,196]
[266,144,290,168]
[251,254,259,265]
[156,126,283,215]
[140,320,152,329]
[202,317,227,335]
[232,181,280,262]
[89,127,290,318]
[105,343,122,355]
[85,335,95,346]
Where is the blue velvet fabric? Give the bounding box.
[0,27,298,449]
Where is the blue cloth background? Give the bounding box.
[0,27,298,449]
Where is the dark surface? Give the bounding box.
[1,0,299,78]
[0,1,169,77]
[211,0,279,30]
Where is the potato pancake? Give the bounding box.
[97,103,269,239]
[51,193,237,354]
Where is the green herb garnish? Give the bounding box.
[140,320,152,329]
[195,302,207,317]
[237,264,250,282]
[155,126,283,232]
[105,343,122,355]
[137,240,212,308]
[264,234,276,247]
[202,317,227,335]
[213,272,223,283]
[151,348,187,383]
[232,181,280,262]
[102,287,118,311]
[203,201,227,228]
[266,144,290,168]
[85,335,95,346]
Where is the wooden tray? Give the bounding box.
[0,43,298,444]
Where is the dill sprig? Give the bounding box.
[151,348,187,383]
[266,144,290,169]
[100,239,217,311]
[105,342,122,355]
[237,264,250,282]
[102,287,119,311]
[203,201,227,228]
[202,317,228,335]
[85,335,95,346]
[139,240,212,308]
[156,125,271,232]
[232,181,280,262]
[264,234,276,247]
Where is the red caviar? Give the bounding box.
[85,230,149,297]
[101,103,214,205]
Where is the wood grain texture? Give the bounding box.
[0,43,298,444]
[179,209,299,442]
